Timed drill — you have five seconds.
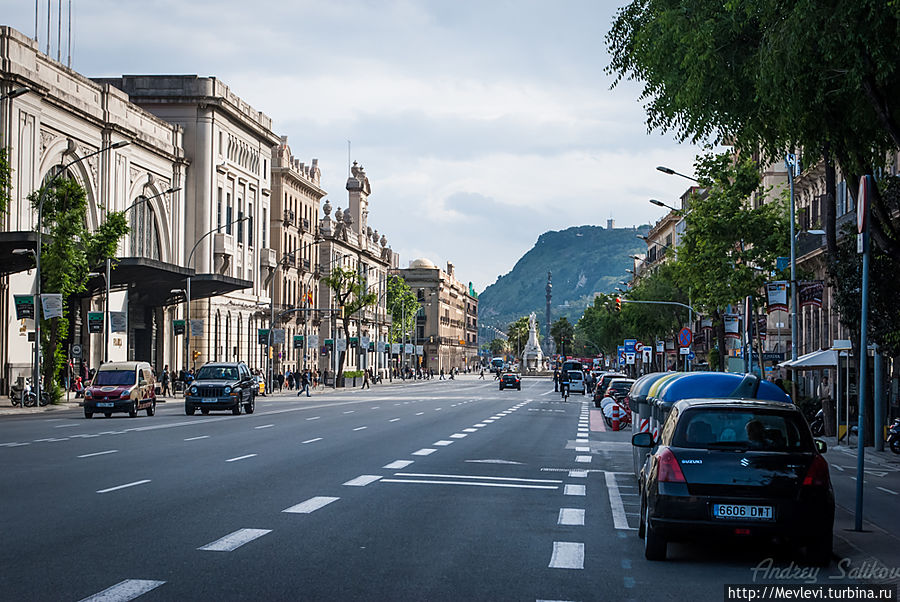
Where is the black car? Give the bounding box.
[185,362,256,416]
[633,398,833,564]
[499,372,521,390]
[593,372,628,406]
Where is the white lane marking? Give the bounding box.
[450,433,467,439]
[575,456,592,463]
[96,480,151,494]
[489,416,502,420]
[198,528,272,552]
[389,418,400,423]
[575,439,589,444]
[55,423,80,428]
[558,508,586,526]
[283,496,340,514]
[540,390,553,396]
[78,579,166,602]
[569,470,588,478]
[383,460,414,469]
[565,484,586,496]
[549,542,584,569]
[343,475,382,487]
[412,448,437,456]
[605,472,633,530]
[394,473,562,484]
[877,486,898,496]
[831,464,845,472]
[254,424,274,430]
[382,479,557,490]
[302,437,322,444]
[78,450,118,459]
[306,416,320,421]
[353,426,368,431]
[474,423,487,427]
[184,435,209,441]
[343,410,355,414]
[226,454,257,463]
[575,447,590,453]
[370,406,380,409]
[463,428,478,433]
[416,412,425,416]
[433,440,454,446]
[466,459,525,465]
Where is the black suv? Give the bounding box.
[185,362,256,416]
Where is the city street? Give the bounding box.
[1,376,897,601]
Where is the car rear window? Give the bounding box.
[673,408,812,452]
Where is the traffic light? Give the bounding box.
[615,297,622,312]
[192,350,201,360]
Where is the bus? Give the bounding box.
[490,357,506,372]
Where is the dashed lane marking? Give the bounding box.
[184,436,209,441]
[198,528,272,552]
[412,448,437,456]
[226,454,257,463]
[558,508,585,526]
[877,486,898,495]
[283,496,340,514]
[353,426,368,431]
[575,447,590,452]
[383,460,414,469]
[433,440,454,446]
[254,424,274,429]
[78,579,166,602]
[548,542,584,569]
[564,484,586,496]
[77,450,118,458]
[343,475,382,487]
[450,433,468,439]
[382,478,557,490]
[389,418,400,423]
[306,416,320,421]
[575,456,592,463]
[394,472,561,484]
[463,428,478,433]
[96,480,151,494]
[301,438,322,444]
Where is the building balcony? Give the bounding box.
[213,232,235,260]
[283,209,295,226]
[259,247,277,272]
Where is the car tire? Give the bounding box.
[232,400,241,415]
[245,396,255,414]
[643,504,666,560]
[147,402,155,417]
[890,438,900,454]
[185,404,195,416]
[84,410,93,419]
[805,532,833,567]
[128,401,138,418]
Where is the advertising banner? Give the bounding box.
[190,319,203,337]
[350,337,359,348]
[724,314,741,339]
[41,294,63,319]
[258,328,270,345]
[14,295,34,320]
[701,317,713,331]
[766,281,788,313]
[335,339,347,353]
[110,311,127,333]
[750,315,768,340]
[405,343,414,355]
[173,319,185,335]
[799,280,824,308]
[88,312,104,334]
[416,345,424,356]
[293,335,304,349]
[272,329,285,345]
[308,335,319,348]
[360,336,370,350]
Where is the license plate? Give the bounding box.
[202,398,218,403]
[96,402,114,408]
[712,504,773,520]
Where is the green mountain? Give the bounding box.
[478,224,650,332]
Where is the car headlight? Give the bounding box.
[190,386,198,395]
[120,388,133,398]
[84,389,92,398]
[224,385,232,394]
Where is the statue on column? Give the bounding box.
[522,311,544,372]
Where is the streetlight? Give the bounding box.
[29,140,129,404]
[183,215,249,371]
[656,165,700,183]
[649,198,679,212]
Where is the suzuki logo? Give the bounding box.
[740,458,750,467]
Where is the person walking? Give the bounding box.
[553,368,560,392]
[362,369,371,389]
[479,368,485,379]
[161,365,170,397]
[298,370,311,397]
[439,368,445,380]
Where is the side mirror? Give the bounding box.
[632,432,655,448]
[814,439,827,454]
[139,379,148,387]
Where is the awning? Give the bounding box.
[778,349,838,370]
[191,273,253,299]
[0,231,39,276]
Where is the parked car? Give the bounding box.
[185,362,256,416]
[254,375,266,396]
[633,398,833,564]
[594,372,628,406]
[604,378,635,403]
[499,372,521,391]
[566,370,586,395]
[83,361,157,418]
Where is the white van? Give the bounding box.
[567,370,586,395]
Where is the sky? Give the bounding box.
[4,0,708,292]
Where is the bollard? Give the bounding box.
[612,403,620,431]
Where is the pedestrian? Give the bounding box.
[362,369,370,389]
[313,368,320,389]
[298,370,311,397]
[439,368,445,380]
[553,368,559,392]
[161,365,170,397]
[479,368,485,379]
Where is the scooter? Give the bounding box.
[888,417,900,454]
[810,409,825,437]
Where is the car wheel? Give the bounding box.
[185,404,195,416]
[804,532,833,567]
[128,401,138,418]
[643,504,666,560]
[201,408,210,415]
[245,396,255,414]
[147,401,156,417]
[891,438,900,454]
[232,400,241,415]
[84,409,93,419]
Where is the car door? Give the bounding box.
[240,365,251,401]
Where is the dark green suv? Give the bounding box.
[185,362,256,416]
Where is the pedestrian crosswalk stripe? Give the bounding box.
[198,528,271,552]
[283,496,340,514]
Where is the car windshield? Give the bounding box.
[93,370,135,386]
[196,366,239,380]
[673,409,812,452]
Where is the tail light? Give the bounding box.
[802,455,831,488]
[657,448,686,483]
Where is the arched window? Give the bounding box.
[129,196,161,260]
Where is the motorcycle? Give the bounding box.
[810,409,825,437]
[888,418,900,455]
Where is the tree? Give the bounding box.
[622,262,689,345]
[671,153,790,369]
[489,337,509,357]
[322,266,377,383]
[28,177,129,400]
[550,317,575,356]
[506,316,529,359]
[386,275,419,344]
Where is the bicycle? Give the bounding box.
[561,384,569,402]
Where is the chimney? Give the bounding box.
[607,218,615,230]
[447,262,454,277]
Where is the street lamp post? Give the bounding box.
[183,215,249,372]
[29,140,129,404]
[656,165,700,183]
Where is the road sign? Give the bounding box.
[858,175,871,234]
[635,342,644,352]
[626,352,636,365]
[656,340,664,353]
[687,351,696,361]
[680,347,690,355]
[71,343,82,358]
[624,339,637,353]
[642,348,652,363]
[678,327,692,347]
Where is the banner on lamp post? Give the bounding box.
[766,281,788,313]
[88,312,104,334]
[110,311,127,333]
[14,295,35,320]
[190,319,203,337]
[173,319,185,335]
[41,294,63,319]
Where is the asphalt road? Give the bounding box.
[0,377,893,601]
